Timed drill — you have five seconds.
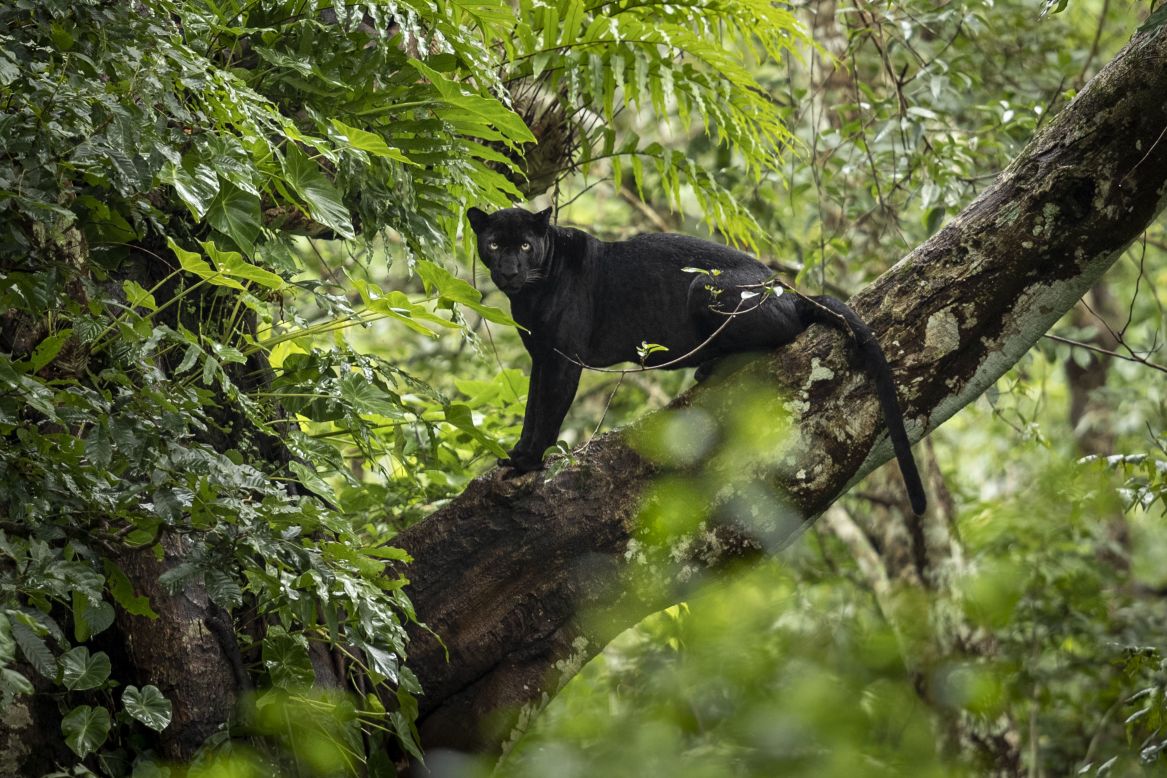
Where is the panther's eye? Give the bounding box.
[487,241,499,250]
[521,242,531,251]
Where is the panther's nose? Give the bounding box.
[497,271,521,289]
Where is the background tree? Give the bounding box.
[1,2,1166,778]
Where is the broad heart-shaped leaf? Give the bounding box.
[282,144,355,239]
[123,685,173,731]
[338,373,406,418]
[262,627,315,689]
[206,181,263,252]
[62,704,111,758]
[329,119,416,166]
[288,460,338,506]
[60,646,112,690]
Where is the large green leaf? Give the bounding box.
[123,685,173,732]
[24,329,73,374]
[159,159,219,219]
[410,59,535,148]
[262,628,315,689]
[11,621,55,679]
[416,261,519,326]
[60,646,112,691]
[282,144,355,239]
[72,591,115,642]
[202,240,286,290]
[330,119,416,166]
[206,181,263,251]
[168,237,246,291]
[62,705,111,758]
[104,560,158,619]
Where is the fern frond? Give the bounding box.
[478,0,809,245]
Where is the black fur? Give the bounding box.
[466,206,926,515]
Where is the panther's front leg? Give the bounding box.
[501,354,583,472]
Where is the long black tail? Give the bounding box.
[798,295,927,515]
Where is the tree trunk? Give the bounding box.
[396,23,1167,757]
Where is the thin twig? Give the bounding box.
[1043,333,1167,374]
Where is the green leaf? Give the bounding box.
[338,373,405,418]
[160,159,219,219]
[206,182,263,252]
[262,628,315,689]
[60,646,112,691]
[364,545,413,562]
[167,237,246,291]
[360,642,399,684]
[204,568,242,611]
[62,705,110,758]
[924,206,946,236]
[289,460,338,505]
[26,329,73,373]
[73,591,116,642]
[391,688,424,761]
[1139,4,1167,30]
[11,621,55,679]
[330,119,417,165]
[201,241,286,290]
[444,403,508,456]
[122,280,157,311]
[415,261,486,305]
[123,685,173,731]
[415,261,518,324]
[364,293,448,338]
[1,668,34,697]
[410,59,535,147]
[282,144,355,239]
[104,560,158,618]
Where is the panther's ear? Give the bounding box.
[466,207,489,233]
[534,206,553,228]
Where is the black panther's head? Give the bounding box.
[466,206,554,295]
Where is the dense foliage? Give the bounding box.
[0,0,807,774]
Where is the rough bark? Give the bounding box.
[113,538,240,761]
[397,24,1167,757]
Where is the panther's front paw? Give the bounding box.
[499,450,545,473]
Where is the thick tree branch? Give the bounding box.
[396,25,1167,757]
